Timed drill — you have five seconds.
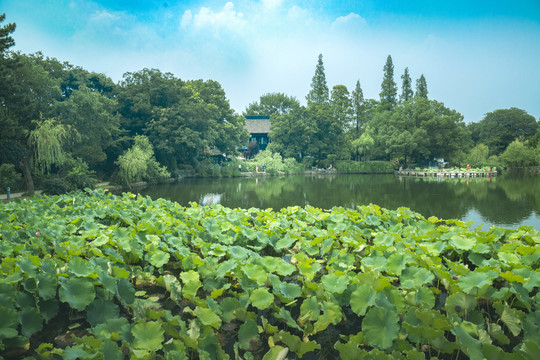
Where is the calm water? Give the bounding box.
[138,173,540,230]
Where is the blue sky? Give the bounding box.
[2,0,540,123]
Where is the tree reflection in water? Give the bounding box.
[139,173,540,229]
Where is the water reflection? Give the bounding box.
[139,173,540,229]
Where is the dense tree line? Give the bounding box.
[0,14,248,194]
[247,54,539,169]
[1,13,539,195]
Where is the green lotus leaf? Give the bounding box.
[458,270,498,296]
[400,267,434,289]
[350,284,376,316]
[86,299,120,327]
[386,252,407,276]
[112,278,134,306]
[242,264,268,286]
[18,256,38,276]
[59,277,96,311]
[241,227,257,240]
[361,255,387,272]
[100,339,124,360]
[262,345,289,360]
[445,293,477,315]
[112,227,131,252]
[228,245,251,260]
[362,307,399,349]
[276,307,302,331]
[453,322,483,360]
[299,296,320,322]
[91,234,109,247]
[68,257,93,277]
[487,322,509,345]
[262,256,295,276]
[405,287,435,309]
[313,301,342,333]
[37,273,57,300]
[217,259,238,276]
[238,318,260,350]
[321,273,349,294]
[62,346,96,360]
[500,305,522,337]
[91,317,131,341]
[132,321,164,351]
[204,218,222,238]
[450,235,476,251]
[277,330,319,357]
[158,274,182,302]
[150,250,170,268]
[277,282,302,300]
[196,307,222,329]
[250,288,274,310]
[0,305,19,339]
[220,297,242,323]
[498,252,520,266]
[19,307,43,337]
[275,234,296,251]
[373,233,395,247]
[38,299,59,321]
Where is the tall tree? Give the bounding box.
[0,13,15,54]
[351,80,365,134]
[400,67,413,103]
[379,55,397,111]
[415,74,428,99]
[330,85,353,131]
[244,93,300,116]
[306,54,329,105]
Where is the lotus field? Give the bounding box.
[0,189,539,359]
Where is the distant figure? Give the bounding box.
[256,165,259,172]
[466,164,470,170]
[262,164,266,172]
[488,167,493,172]
[238,164,242,172]
[399,166,403,171]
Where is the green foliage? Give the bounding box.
[244,92,300,116]
[306,54,329,105]
[0,164,23,193]
[499,140,538,168]
[400,67,413,103]
[116,135,170,186]
[415,74,428,99]
[379,55,398,111]
[1,190,537,358]
[335,160,394,173]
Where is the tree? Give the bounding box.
[499,140,537,168]
[0,13,15,54]
[400,67,413,103]
[379,55,397,111]
[415,75,428,99]
[351,80,365,134]
[306,54,329,105]
[475,108,538,155]
[244,93,300,116]
[331,85,353,131]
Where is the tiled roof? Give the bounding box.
[245,118,271,134]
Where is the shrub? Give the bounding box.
[336,160,395,174]
[0,164,23,194]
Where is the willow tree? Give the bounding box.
[21,118,73,194]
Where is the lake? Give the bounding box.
[138,172,540,230]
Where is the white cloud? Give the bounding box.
[184,2,246,31]
[334,12,366,26]
[262,0,283,10]
[91,10,121,22]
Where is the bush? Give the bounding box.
[41,177,72,195]
[0,164,23,194]
[336,160,395,174]
[64,158,98,190]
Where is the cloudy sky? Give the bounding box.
[2,0,540,123]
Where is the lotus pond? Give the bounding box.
[0,189,539,359]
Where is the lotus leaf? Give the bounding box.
[132,321,164,351]
[276,330,319,357]
[320,273,349,294]
[350,284,376,316]
[116,278,135,304]
[150,250,170,268]
[68,256,94,277]
[59,277,96,311]
[19,307,43,337]
[400,266,434,289]
[275,234,296,251]
[453,322,483,360]
[362,307,399,349]
[0,306,19,339]
[262,345,289,360]
[250,288,274,310]
[238,318,260,350]
[457,270,498,296]
[86,299,120,327]
[196,306,222,329]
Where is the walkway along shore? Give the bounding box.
[395,170,497,178]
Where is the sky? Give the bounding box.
[2,0,540,123]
